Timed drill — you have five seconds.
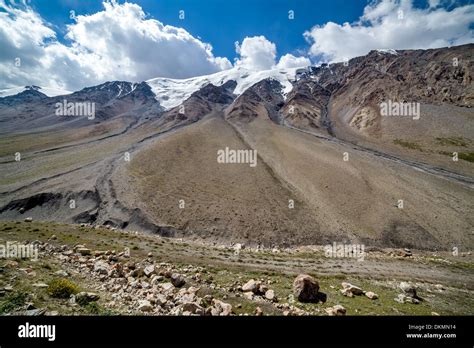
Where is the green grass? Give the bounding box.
[458,152,474,163]
[435,136,469,147]
[439,151,474,162]
[393,139,423,151]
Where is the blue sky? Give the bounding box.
[32,0,369,61]
[0,0,473,90]
[29,0,472,62]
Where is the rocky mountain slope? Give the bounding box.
[0,44,472,252]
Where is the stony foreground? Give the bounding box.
[0,220,473,316]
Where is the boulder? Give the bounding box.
[293,274,319,303]
[144,265,155,277]
[395,293,420,304]
[94,261,109,275]
[242,279,258,293]
[77,247,91,256]
[211,299,232,316]
[54,270,69,277]
[341,282,363,296]
[325,304,346,316]
[170,273,186,287]
[181,302,204,315]
[399,282,417,298]
[76,292,100,305]
[160,282,174,292]
[265,289,276,301]
[365,291,378,300]
[138,300,153,312]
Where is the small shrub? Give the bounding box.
[459,152,474,163]
[0,291,28,314]
[84,301,100,314]
[47,278,79,298]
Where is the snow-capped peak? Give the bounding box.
[0,85,71,98]
[146,66,300,110]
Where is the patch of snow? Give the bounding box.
[0,85,71,98]
[376,49,399,56]
[146,66,299,110]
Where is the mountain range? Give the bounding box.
[0,44,472,251]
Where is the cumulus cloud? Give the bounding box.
[235,36,310,70]
[276,53,311,69]
[0,0,231,90]
[304,0,474,63]
[234,36,277,70]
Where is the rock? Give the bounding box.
[258,284,268,295]
[181,302,204,314]
[211,299,232,316]
[394,293,420,304]
[32,283,48,288]
[293,274,319,303]
[18,308,47,316]
[155,294,168,307]
[160,282,174,292]
[94,261,109,275]
[399,282,419,299]
[233,243,243,254]
[144,265,155,277]
[255,307,263,316]
[341,282,363,296]
[170,273,185,287]
[325,304,346,316]
[242,279,258,293]
[265,289,276,301]
[365,291,378,300]
[24,217,33,222]
[243,291,254,300]
[76,292,100,305]
[131,267,144,278]
[77,247,91,256]
[54,270,69,277]
[138,300,153,312]
[19,207,25,214]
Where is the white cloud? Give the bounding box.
[235,35,311,70]
[0,0,231,90]
[276,53,311,69]
[304,0,474,63]
[234,36,277,70]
